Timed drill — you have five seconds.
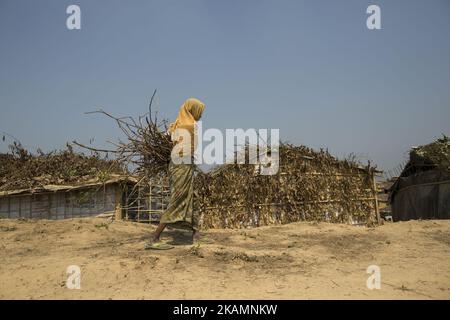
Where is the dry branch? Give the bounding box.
[74,90,173,179]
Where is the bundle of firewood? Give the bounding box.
[73,90,173,180]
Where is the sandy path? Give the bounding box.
[0,218,449,299]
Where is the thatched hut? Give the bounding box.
[196,144,382,228]
[389,136,450,221]
[0,175,135,220]
[0,145,138,220]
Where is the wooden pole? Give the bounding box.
[63,193,67,219]
[202,197,376,210]
[371,169,381,225]
[137,185,141,222]
[30,195,33,219]
[149,180,152,221]
[125,187,129,221]
[71,192,74,218]
[114,186,123,220]
[47,194,51,219]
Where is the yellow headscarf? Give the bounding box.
[169,98,205,155]
[169,98,205,135]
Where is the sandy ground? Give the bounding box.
[0,217,449,300]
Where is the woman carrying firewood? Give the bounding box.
[145,98,210,250]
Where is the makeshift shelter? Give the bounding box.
[389,136,450,221]
[0,145,138,220]
[0,175,136,220]
[196,144,382,228]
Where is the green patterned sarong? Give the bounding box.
[160,161,198,230]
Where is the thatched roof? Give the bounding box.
[0,174,137,197]
[0,143,128,192]
[399,135,450,178]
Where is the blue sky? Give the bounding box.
[0,0,449,172]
